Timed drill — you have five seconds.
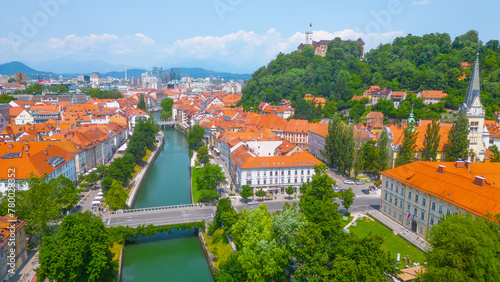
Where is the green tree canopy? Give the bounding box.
[240,185,253,202]
[422,120,441,161]
[424,214,500,281]
[444,111,470,161]
[37,211,115,282]
[395,124,418,167]
[197,145,210,165]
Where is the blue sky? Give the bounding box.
[0,0,498,73]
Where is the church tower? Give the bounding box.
[458,53,487,162]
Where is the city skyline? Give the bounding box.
[0,0,498,74]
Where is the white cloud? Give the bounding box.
[0,28,403,73]
[412,0,430,5]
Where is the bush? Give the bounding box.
[344,212,351,217]
[374,179,382,186]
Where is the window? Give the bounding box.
[395,185,399,194]
[408,191,412,200]
[438,205,443,214]
[446,208,451,215]
[389,208,392,215]
[389,195,392,203]
[407,204,410,212]
[414,208,417,216]
[390,183,393,190]
[419,226,424,234]
[394,198,398,206]
[406,218,410,225]
[420,211,425,221]
[401,187,404,196]
[400,201,403,209]
[422,198,426,207]
[431,202,436,211]
[246,180,251,185]
[384,205,387,212]
[385,181,388,188]
[399,214,402,221]
[415,194,419,203]
[384,193,388,200]
[257,180,260,185]
[430,216,435,225]
[394,211,396,217]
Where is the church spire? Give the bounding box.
[460,52,481,114]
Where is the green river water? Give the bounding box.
[121,122,213,281]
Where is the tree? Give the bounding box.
[85,171,99,184]
[137,94,146,111]
[395,124,418,167]
[444,112,469,161]
[188,125,205,150]
[199,189,219,203]
[209,198,238,235]
[240,185,253,202]
[196,163,227,191]
[0,175,80,246]
[422,120,441,161]
[423,214,500,281]
[49,85,68,93]
[161,98,174,112]
[375,130,389,177]
[104,180,128,211]
[353,147,365,180]
[285,186,295,199]
[96,165,108,178]
[342,188,355,213]
[37,212,115,282]
[255,189,266,200]
[324,115,355,176]
[0,94,15,103]
[489,145,500,162]
[232,205,287,280]
[101,176,113,193]
[360,140,377,172]
[215,252,248,282]
[197,145,210,165]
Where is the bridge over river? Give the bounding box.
[103,204,215,228]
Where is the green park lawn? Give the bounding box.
[349,216,426,266]
[191,167,202,203]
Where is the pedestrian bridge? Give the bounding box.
[104,203,215,228]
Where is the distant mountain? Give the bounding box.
[31,58,123,74]
[0,61,54,76]
[0,61,251,81]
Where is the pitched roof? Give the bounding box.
[308,123,328,138]
[285,119,309,133]
[382,161,500,217]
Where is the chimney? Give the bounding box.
[437,165,446,174]
[456,160,465,168]
[429,158,433,162]
[43,149,48,156]
[473,176,486,187]
[8,143,13,149]
[465,160,472,170]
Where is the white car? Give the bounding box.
[247,200,258,205]
[344,180,355,185]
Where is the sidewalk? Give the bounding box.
[368,209,430,252]
[11,247,39,282]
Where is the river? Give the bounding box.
[121,116,213,281]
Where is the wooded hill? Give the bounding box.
[238,30,500,121]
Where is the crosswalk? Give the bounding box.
[355,193,381,199]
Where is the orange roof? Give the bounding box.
[422,90,448,99]
[231,146,322,169]
[0,142,76,180]
[285,119,309,133]
[382,161,500,217]
[308,123,328,138]
[9,106,27,118]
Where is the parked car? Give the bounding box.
[344,180,355,185]
[368,185,377,191]
[361,189,370,195]
[247,200,258,205]
[356,180,365,185]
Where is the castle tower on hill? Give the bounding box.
[458,53,488,162]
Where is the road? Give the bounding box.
[103,206,216,227]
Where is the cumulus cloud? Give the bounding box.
[0,28,403,72]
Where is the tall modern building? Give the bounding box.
[152,67,163,84]
[458,54,489,162]
[170,68,180,81]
